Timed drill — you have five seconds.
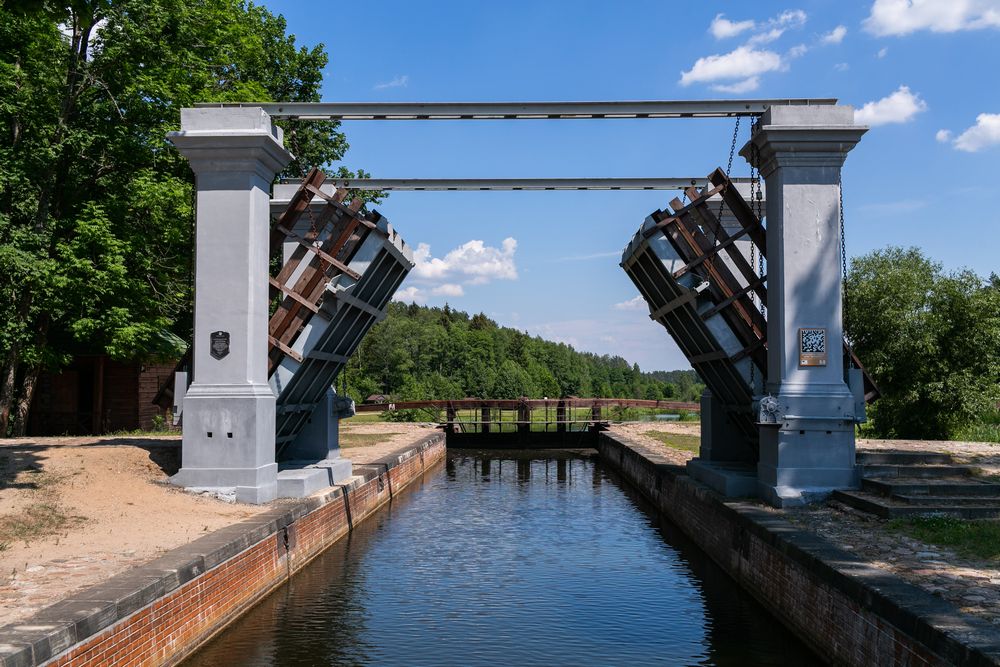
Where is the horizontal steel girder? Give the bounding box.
[275,177,757,192]
[194,99,838,120]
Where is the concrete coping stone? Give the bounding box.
[0,432,445,667]
[599,432,1000,666]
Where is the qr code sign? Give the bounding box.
[800,328,826,353]
[799,328,828,366]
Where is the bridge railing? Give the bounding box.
[355,398,700,435]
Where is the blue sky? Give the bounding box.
[262,0,1000,371]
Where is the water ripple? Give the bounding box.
[187,450,819,667]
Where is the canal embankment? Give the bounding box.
[597,430,1000,667]
[0,430,445,667]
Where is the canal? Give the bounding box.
[186,449,820,666]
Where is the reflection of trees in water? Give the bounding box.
[604,465,817,666]
[190,501,417,666]
[191,450,816,667]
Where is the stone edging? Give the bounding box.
[597,432,1000,667]
[0,433,446,667]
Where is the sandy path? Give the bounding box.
[0,422,435,627]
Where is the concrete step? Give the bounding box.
[856,451,954,466]
[861,478,1000,497]
[832,490,1000,519]
[894,494,1000,506]
[859,464,975,479]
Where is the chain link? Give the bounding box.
[714,117,741,244]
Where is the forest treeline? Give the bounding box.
[342,303,703,403]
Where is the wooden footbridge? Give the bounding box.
[356,398,699,446]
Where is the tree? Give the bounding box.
[844,246,1000,439]
[491,360,535,399]
[0,0,369,434]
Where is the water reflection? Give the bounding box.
[187,450,819,667]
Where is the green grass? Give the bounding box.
[348,412,389,424]
[955,419,1000,444]
[888,516,1000,561]
[0,502,85,545]
[642,430,701,454]
[338,432,402,448]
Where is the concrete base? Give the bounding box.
[171,464,278,505]
[687,459,758,498]
[276,458,354,498]
[757,426,859,507]
[173,385,278,504]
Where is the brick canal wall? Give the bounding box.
[0,433,446,667]
[597,432,1000,667]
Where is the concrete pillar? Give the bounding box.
[741,105,866,507]
[167,107,293,504]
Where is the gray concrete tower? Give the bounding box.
[742,105,867,506]
[167,107,293,504]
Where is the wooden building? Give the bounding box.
[28,355,178,436]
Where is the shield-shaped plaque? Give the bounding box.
[210,331,230,360]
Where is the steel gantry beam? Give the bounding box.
[277,177,757,191]
[195,99,837,120]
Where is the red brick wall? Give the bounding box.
[597,434,958,667]
[46,439,445,667]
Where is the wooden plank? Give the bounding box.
[659,207,767,370]
[272,188,349,285]
[268,198,368,373]
[700,275,766,320]
[274,224,362,280]
[269,168,326,254]
[680,190,768,305]
[306,184,380,231]
[670,222,761,279]
[268,335,303,363]
[671,202,768,339]
[268,276,323,314]
[708,167,767,253]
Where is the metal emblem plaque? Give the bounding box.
[210,331,230,360]
[798,328,827,367]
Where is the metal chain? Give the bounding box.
[840,172,848,285]
[714,117,741,244]
[839,170,855,370]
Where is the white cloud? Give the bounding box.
[679,46,784,87]
[854,85,927,126]
[683,10,807,89]
[710,14,756,39]
[373,74,409,90]
[936,129,953,143]
[392,286,426,305]
[822,25,848,44]
[864,0,1000,36]
[787,44,808,58]
[412,237,518,284]
[747,28,785,45]
[711,76,761,93]
[431,283,465,297]
[952,113,1000,152]
[834,62,850,71]
[877,46,889,58]
[613,295,647,311]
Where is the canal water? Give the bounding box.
[187,450,819,666]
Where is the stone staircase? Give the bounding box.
[833,451,1000,519]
